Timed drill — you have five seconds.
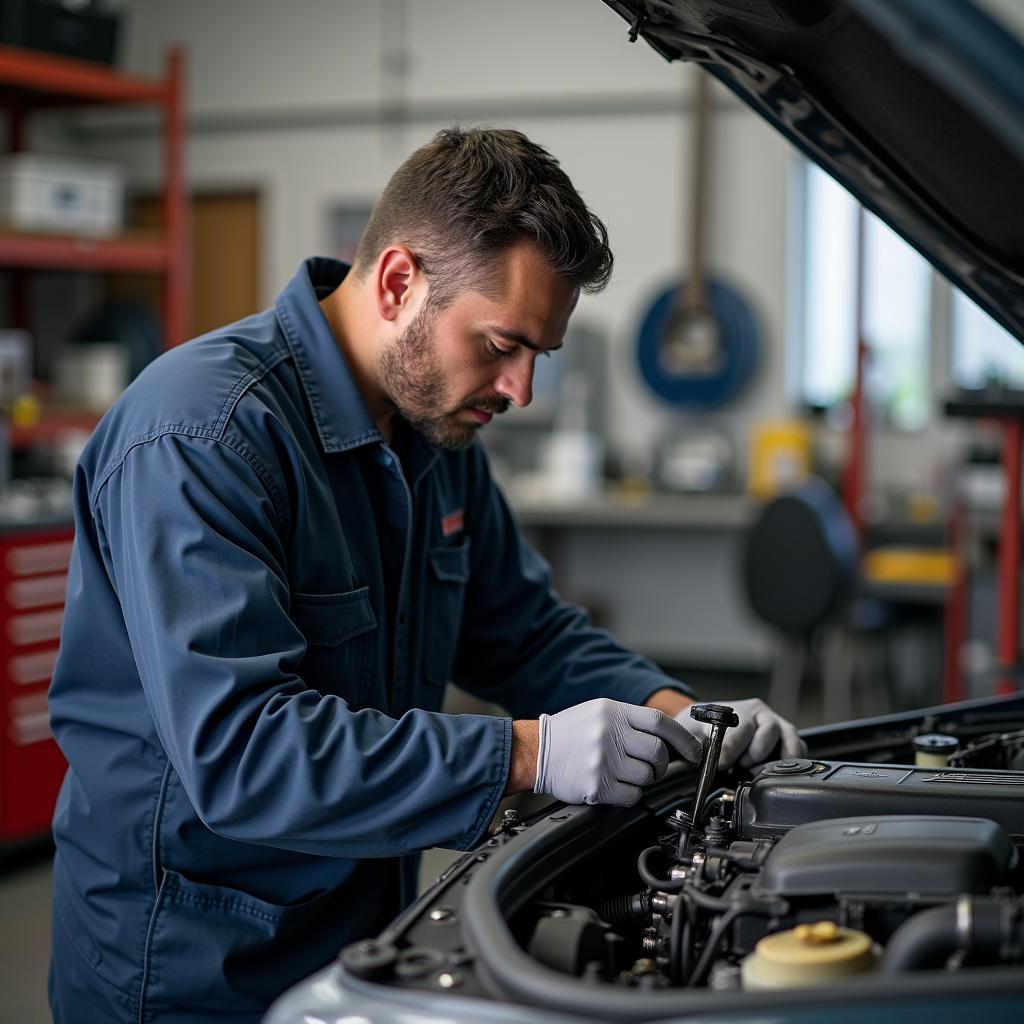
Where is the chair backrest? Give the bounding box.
[742,477,859,636]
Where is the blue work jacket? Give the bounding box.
[47,257,690,1023]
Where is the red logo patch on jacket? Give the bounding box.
[441,508,464,537]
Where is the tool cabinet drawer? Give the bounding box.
[0,525,73,844]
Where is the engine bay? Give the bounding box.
[323,698,1024,1022]
[521,715,1024,993]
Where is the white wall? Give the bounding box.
[72,0,795,475]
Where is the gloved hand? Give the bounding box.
[534,698,703,806]
[674,697,806,768]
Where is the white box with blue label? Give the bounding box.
[0,153,124,237]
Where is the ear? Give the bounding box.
[374,246,420,322]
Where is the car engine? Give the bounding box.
[318,700,1024,1024]
[521,711,1024,992]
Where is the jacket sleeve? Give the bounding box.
[451,444,694,717]
[93,431,510,858]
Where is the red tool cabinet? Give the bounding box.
[0,524,73,844]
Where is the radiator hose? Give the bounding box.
[882,897,1024,973]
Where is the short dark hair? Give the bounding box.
[352,126,612,306]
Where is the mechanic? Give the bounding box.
[48,127,803,1023]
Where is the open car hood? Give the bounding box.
[602,0,1024,343]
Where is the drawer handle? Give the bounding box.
[6,542,73,577]
[9,692,52,746]
[6,573,68,610]
[7,609,64,646]
[10,649,59,685]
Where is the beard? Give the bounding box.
[378,302,509,450]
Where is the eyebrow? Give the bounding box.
[489,325,563,353]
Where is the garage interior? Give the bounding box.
[2,1,1023,1021]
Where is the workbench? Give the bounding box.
[509,488,773,671]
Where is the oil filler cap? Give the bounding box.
[761,758,815,775]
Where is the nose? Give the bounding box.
[495,357,534,408]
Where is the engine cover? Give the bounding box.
[753,815,1015,897]
[734,759,1024,840]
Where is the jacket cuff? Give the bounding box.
[610,673,696,709]
[453,714,513,851]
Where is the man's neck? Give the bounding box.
[318,276,395,440]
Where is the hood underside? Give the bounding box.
[603,0,1024,342]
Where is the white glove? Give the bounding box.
[534,698,703,807]
[674,698,806,768]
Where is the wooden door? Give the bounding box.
[108,191,260,342]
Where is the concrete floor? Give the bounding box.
[0,852,52,1023]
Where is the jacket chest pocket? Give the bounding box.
[291,586,377,704]
[423,541,470,687]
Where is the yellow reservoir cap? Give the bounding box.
[741,921,877,990]
[913,733,959,769]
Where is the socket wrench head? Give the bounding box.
[690,704,740,729]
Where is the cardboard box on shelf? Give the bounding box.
[54,342,129,411]
[0,153,124,237]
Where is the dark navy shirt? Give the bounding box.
[47,257,691,1022]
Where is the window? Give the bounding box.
[796,159,1024,409]
[796,161,932,430]
[951,290,1024,389]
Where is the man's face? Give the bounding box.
[378,242,576,450]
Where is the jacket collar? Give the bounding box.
[274,258,440,482]
[275,256,383,454]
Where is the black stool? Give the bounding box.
[742,477,860,723]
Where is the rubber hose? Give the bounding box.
[637,845,687,893]
[596,891,651,927]
[882,898,1024,973]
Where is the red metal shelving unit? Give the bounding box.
[0,230,168,272]
[0,43,189,346]
[0,44,188,845]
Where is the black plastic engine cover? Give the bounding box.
[734,760,1024,840]
[754,815,1014,896]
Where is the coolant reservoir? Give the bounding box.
[913,733,959,768]
[741,921,877,990]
